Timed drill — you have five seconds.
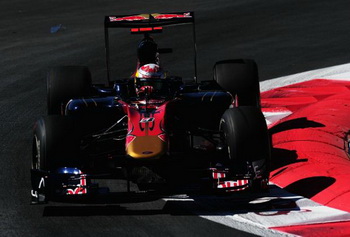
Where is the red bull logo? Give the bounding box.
[67,174,87,195]
[109,15,149,22]
[152,12,192,20]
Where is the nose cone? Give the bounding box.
[126,135,167,159]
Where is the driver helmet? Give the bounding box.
[137,36,159,66]
[134,63,167,97]
[135,63,165,79]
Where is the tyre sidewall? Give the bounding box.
[220,107,270,177]
[33,116,80,171]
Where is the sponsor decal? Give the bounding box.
[109,13,191,22]
[38,177,45,189]
[140,117,155,123]
[210,168,227,179]
[158,133,167,142]
[152,12,192,20]
[31,190,38,199]
[109,15,149,22]
[212,171,226,179]
[67,174,87,195]
[142,151,153,155]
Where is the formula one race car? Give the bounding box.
[30,12,271,204]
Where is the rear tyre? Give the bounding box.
[220,107,270,192]
[47,66,92,115]
[213,59,260,107]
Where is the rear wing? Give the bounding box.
[104,12,197,84]
[105,12,194,28]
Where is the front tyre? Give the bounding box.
[31,116,80,203]
[220,107,270,192]
[32,116,80,171]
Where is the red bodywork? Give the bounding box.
[152,12,192,20]
[120,99,168,159]
[109,15,149,22]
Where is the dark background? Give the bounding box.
[1,0,350,236]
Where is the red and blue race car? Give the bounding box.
[30,12,271,204]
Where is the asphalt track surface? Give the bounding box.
[2,0,350,236]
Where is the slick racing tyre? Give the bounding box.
[220,106,270,192]
[31,115,81,202]
[213,59,260,107]
[32,115,80,171]
[47,66,92,115]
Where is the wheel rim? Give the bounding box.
[32,135,41,169]
[219,118,231,162]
